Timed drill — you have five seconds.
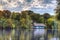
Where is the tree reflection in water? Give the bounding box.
[50,37,59,40]
[0,29,59,40]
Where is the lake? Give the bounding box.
[0,29,59,40]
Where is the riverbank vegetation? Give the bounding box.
[0,10,54,29]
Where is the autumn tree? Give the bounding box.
[0,11,3,18]
[2,10,11,18]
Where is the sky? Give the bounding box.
[0,0,57,15]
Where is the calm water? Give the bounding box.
[0,29,59,40]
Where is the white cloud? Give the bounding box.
[0,0,57,11]
[0,5,3,10]
[18,0,25,3]
[2,0,19,9]
[22,6,31,11]
[46,0,57,9]
[8,2,18,8]
[31,0,44,8]
[3,0,8,3]
[51,0,57,4]
[29,0,57,9]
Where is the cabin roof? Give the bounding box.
[34,23,46,26]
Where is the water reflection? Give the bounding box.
[50,37,59,40]
[34,29,46,36]
[0,29,59,40]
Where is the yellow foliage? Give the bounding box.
[47,17,54,25]
[48,18,54,22]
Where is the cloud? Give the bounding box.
[0,5,3,10]
[0,0,57,12]
[2,0,19,10]
[18,0,25,3]
[21,0,45,10]
[2,0,8,3]
[32,0,57,9]
[51,0,57,4]
[7,2,18,8]
[22,5,32,11]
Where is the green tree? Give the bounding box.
[38,17,44,23]
[47,17,54,25]
[20,11,32,29]
[43,13,50,24]
[47,17,55,29]
[30,13,41,23]
[11,12,21,21]
[55,0,60,20]
[0,17,13,28]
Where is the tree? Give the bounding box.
[24,10,34,15]
[55,0,60,20]
[47,17,55,31]
[11,12,21,21]
[43,13,50,24]
[2,10,11,18]
[0,17,13,28]
[38,17,44,23]
[20,11,32,29]
[0,11,3,17]
[23,10,45,23]
[30,13,41,23]
[47,17,54,25]
[43,13,50,19]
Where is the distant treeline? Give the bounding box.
[0,10,53,29]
